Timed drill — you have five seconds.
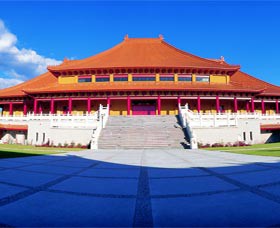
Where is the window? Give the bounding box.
[243,132,246,141]
[133,77,155,81]
[196,75,210,82]
[96,77,110,82]
[178,74,192,82]
[250,131,253,140]
[78,75,92,83]
[114,74,128,81]
[160,74,174,81]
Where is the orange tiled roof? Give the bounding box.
[0,72,57,98]
[48,37,240,71]
[0,124,28,131]
[231,71,280,96]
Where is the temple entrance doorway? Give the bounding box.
[132,100,156,115]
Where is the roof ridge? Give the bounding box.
[161,40,240,68]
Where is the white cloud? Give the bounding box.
[0,77,24,89]
[0,19,61,88]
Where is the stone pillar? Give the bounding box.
[68,98,72,114]
[9,102,13,116]
[276,100,279,114]
[157,95,161,115]
[50,99,55,114]
[197,96,201,113]
[216,95,220,113]
[251,97,255,113]
[234,97,238,113]
[87,98,91,114]
[261,99,265,114]
[127,96,131,115]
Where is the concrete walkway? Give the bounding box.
[1,149,280,227]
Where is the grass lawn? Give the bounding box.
[205,142,280,157]
[0,144,85,159]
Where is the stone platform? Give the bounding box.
[1,149,280,227]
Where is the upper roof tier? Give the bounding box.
[48,36,240,72]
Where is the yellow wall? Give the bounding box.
[92,75,96,83]
[156,74,160,82]
[58,76,78,84]
[110,100,127,116]
[192,74,196,82]
[128,74,132,82]
[110,74,114,83]
[174,73,178,82]
[210,75,227,84]
[161,100,177,115]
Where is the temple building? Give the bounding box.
[0,35,280,147]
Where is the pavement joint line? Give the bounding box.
[216,167,274,176]
[133,150,153,228]
[256,180,280,189]
[0,180,31,189]
[168,150,280,205]
[0,153,120,207]
[0,156,73,170]
[198,166,280,205]
[46,189,136,199]
[151,188,242,199]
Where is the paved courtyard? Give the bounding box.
[1,149,280,226]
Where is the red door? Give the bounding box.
[132,105,156,115]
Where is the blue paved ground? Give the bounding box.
[1,149,280,227]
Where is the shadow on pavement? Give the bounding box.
[0,152,280,227]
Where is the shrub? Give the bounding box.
[64,142,68,147]
[58,143,62,147]
[70,141,75,147]
[77,143,82,148]
[211,143,224,148]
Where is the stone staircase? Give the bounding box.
[98,115,188,149]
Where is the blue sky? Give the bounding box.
[0,1,279,88]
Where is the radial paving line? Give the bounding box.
[168,150,280,205]
[0,152,122,207]
[133,150,153,228]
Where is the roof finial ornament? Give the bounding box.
[220,56,225,62]
[159,34,164,40]
[63,57,69,63]
[124,34,129,40]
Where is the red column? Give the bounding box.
[251,97,255,113]
[23,101,27,116]
[68,98,72,114]
[177,96,181,107]
[39,104,42,114]
[33,99,37,114]
[261,99,265,114]
[216,95,220,113]
[127,96,131,115]
[276,100,279,114]
[234,97,238,113]
[107,97,110,115]
[87,98,91,114]
[246,101,250,113]
[9,102,13,116]
[157,96,161,115]
[50,99,54,114]
[197,96,201,113]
